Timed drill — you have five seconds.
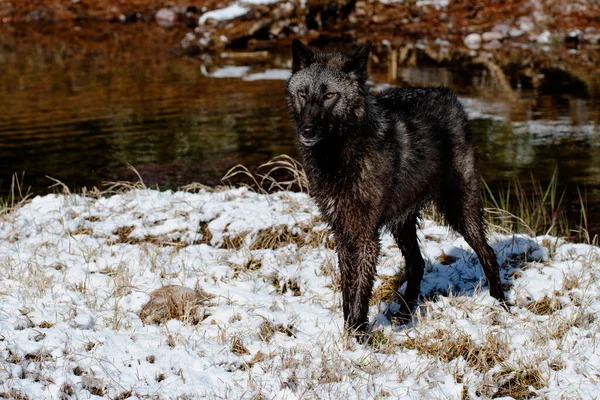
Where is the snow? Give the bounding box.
[1,188,600,398]
[379,0,449,6]
[243,69,292,81]
[202,66,291,81]
[201,65,251,78]
[198,3,249,25]
[198,0,284,25]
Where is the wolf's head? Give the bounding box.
[285,40,372,147]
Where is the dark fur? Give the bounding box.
[285,40,506,334]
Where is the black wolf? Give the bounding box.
[285,40,507,334]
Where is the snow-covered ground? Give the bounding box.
[1,187,599,399]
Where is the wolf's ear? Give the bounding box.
[292,39,314,73]
[343,42,372,81]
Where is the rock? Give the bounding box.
[492,23,510,35]
[509,28,524,38]
[156,8,178,26]
[139,285,213,325]
[119,13,138,23]
[372,15,388,24]
[463,33,482,49]
[280,2,295,19]
[482,31,503,42]
[518,16,535,32]
[536,30,551,44]
[483,40,502,50]
[565,30,580,47]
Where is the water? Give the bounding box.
[1,24,599,235]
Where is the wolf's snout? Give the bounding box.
[302,125,315,136]
[299,125,320,146]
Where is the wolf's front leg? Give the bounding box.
[336,233,380,336]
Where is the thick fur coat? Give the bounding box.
[285,40,506,334]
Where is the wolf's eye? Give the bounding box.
[325,92,336,99]
[298,90,306,98]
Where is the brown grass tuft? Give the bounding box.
[273,278,302,296]
[195,220,213,245]
[139,285,213,325]
[82,375,105,397]
[230,256,263,279]
[370,273,405,305]
[250,224,333,250]
[367,329,399,354]
[489,365,547,399]
[222,155,310,194]
[526,296,562,315]
[0,389,30,400]
[113,226,135,243]
[404,328,509,373]
[319,259,341,293]
[258,320,295,342]
[221,231,249,249]
[437,251,459,265]
[230,334,250,356]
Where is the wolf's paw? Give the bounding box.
[384,304,414,326]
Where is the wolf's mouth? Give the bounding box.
[298,135,321,147]
[299,124,321,147]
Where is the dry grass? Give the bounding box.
[3,159,600,398]
[196,220,214,245]
[257,319,296,342]
[220,231,249,249]
[370,273,405,305]
[222,155,309,194]
[249,224,334,250]
[319,258,341,292]
[230,334,250,356]
[526,296,562,315]
[437,250,459,265]
[367,329,400,354]
[229,256,262,279]
[485,364,547,399]
[403,327,510,373]
[139,285,213,325]
[1,173,33,218]
[0,389,31,400]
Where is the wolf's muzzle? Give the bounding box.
[299,124,320,147]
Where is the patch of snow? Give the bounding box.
[201,66,291,81]
[201,65,250,78]
[241,0,282,4]
[199,3,249,25]
[243,69,292,81]
[379,0,449,6]
[1,188,599,398]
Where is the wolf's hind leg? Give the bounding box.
[391,214,424,322]
[442,181,507,305]
[459,215,506,304]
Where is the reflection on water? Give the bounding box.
[1,24,599,234]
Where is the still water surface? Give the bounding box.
[1,24,599,234]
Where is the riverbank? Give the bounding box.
[1,186,599,398]
[3,1,600,70]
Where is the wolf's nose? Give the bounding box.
[302,125,315,137]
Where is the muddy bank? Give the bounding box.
[3,1,600,81]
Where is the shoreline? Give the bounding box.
[2,1,600,73]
